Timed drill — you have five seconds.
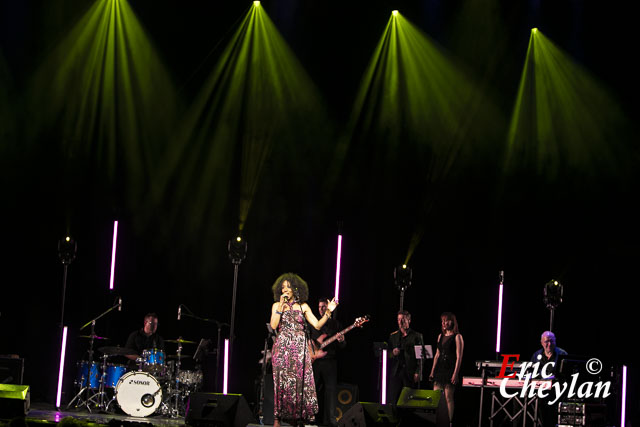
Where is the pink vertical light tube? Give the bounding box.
[621,365,627,426]
[334,234,342,300]
[381,349,388,404]
[56,326,68,408]
[223,339,230,395]
[496,284,504,353]
[109,220,119,290]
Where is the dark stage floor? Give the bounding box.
[0,403,312,426]
[2,403,186,426]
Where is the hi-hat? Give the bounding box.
[79,335,109,340]
[166,339,197,344]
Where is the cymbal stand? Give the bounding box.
[93,353,111,411]
[68,301,121,412]
[67,320,98,411]
[169,339,185,417]
[160,340,185,417]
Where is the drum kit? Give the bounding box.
[68,336,203,418]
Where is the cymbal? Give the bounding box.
[79,335,109,340]
[99,346,134,356]
[167,354,191,359]
[165,339,197,344]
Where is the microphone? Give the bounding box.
[499,270,504,284]
[177,305,182,320]
[118,297,122,312]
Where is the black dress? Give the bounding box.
[433,334,457,385]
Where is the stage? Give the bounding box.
[2,403,306,427]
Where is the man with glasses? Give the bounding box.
[124,313,165,363]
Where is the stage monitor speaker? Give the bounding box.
[396,387,449,427]
[0,384,30,419]
[338,402,399,426]
[0,357,24,385]
[185,393,255,427]
[336,382,359,421]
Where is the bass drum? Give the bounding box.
[115,371,162,417]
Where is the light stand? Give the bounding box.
[56,236,76,407]
[543,280,563,332]
[58,236,77,330]
[227,236,247,352]
[394,264,412,311]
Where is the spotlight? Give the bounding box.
[58,236,77,265]
[394,264,412,290]
[228,236,247,265]
[392,10,399,16]
[254,1,260,6]
[543,279,563,309]
[532,28,538,34]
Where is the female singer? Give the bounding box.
[429,312,464,425]
[269,273,338,427]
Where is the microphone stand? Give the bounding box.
[179,306,229,392]
[298,312,311,427]
[258,325,275,423]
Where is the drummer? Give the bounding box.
[124,313,165,363]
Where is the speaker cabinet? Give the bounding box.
[0,384,30,418]
[336,382,359,421]
[185,393,255,427]
[338,402,399,426]
[0,357,24,385]
[396,387,449,427]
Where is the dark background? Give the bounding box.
[1,1,638,425]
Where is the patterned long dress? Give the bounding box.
[272,305,318,422]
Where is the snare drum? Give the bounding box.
[104,363,127,388]
[115,371,162,417]
[75,360,99,389]
[141,348,165,376]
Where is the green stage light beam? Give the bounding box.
[158,2,327,241]
[328,11,500,265]
[28,0,179,202]
[506,28,628,179]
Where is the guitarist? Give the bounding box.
[310,298,345,427]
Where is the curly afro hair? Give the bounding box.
[271,272,309,303]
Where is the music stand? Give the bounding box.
[415,345,433,385]
[414,345,433,360]
[193,339,212,363]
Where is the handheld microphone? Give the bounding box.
[118,297,122,312]
[177,305,182,320]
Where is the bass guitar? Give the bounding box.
[310,315,370,362]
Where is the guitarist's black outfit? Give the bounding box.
[310,317,345,426]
